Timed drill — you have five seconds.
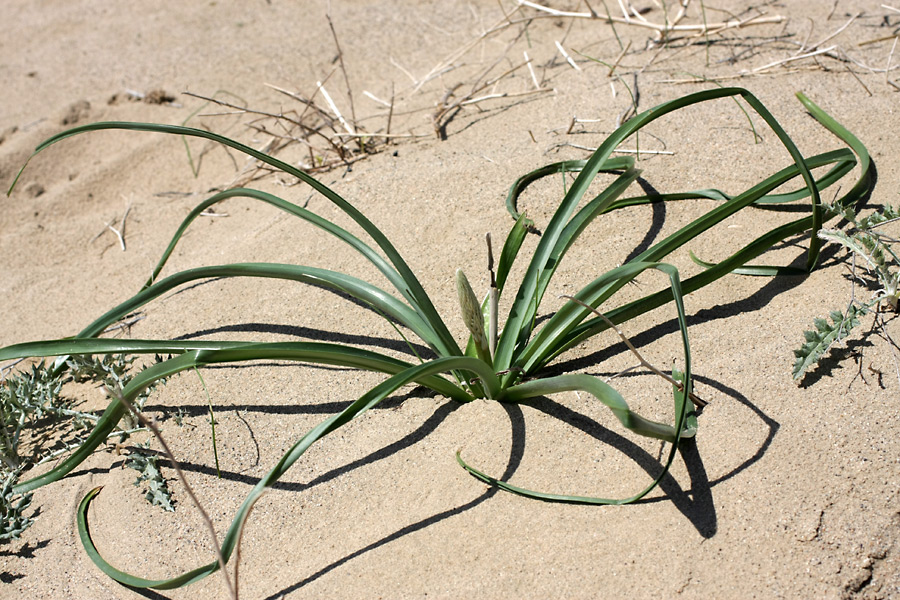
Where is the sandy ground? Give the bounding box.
[1,1,899,598]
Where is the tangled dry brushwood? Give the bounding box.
[179,1,898,191]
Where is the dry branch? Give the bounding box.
[517,0,784,37]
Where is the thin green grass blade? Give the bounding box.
[508,166,642,363]
[555,164,641,243]
[504,373,694,442]
[0,338,461,396]
[747,149,855,205]
[507,150,851,237]
[620,151,816,268]
[193,367,221,478]
[539,165,641,296]
[732,92,820,269]
[0,338,257,360]
[521,261,695,431]
[609,148,853,210]
[78,486,219,589]
[682,107,869,277]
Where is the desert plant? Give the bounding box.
[0,87,872,590]
[125,441,176,512]
[1,362,66,471]
[0,469,33,542]
[0,353,162,541]
[793,203,900,382]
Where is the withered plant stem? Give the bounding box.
[107,386,237,600]
[561,295,707,407]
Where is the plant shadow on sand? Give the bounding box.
[100,225,802,598]
[174,321,435,361]
[172,372,771,600]
[123,350,776,600]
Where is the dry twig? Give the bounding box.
[107,386,238,600]
[518,0,783,39]
[561,295,707,407]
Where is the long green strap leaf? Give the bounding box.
[675,95,872,278]
[543,212,820,368]
[12,341,470,495]
[141,187,449,354]
[76,355,497,589]
[458,263,692,504]
[525,141,864,374]
[536,166,642,313]
[795,92,872,213]
[71,263,432,349]
[460,329,693,505]
[495,87,819,379]
[505,156,634,220]
[9,121,461,358]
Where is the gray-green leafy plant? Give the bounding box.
[67,354,165,429]
[1,362,66,471]
[126,442,175,512]
[0,469,33,542]
[793,204,900,381]
[0,88,872,590]
[0,354,161,541]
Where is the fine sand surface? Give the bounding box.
[1,1,899,598]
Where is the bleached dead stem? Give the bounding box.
[804,12,859,53]
[459,88,553,106]
[524,51,540,89]
[362,90,391,107]
[752,45,837,73]
[887,36,898,84]
[555,40,582,70]
[317,82,354,135]
[518,0,783,34]
[557,141,673,156]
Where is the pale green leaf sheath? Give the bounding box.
[456,269,492,367]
